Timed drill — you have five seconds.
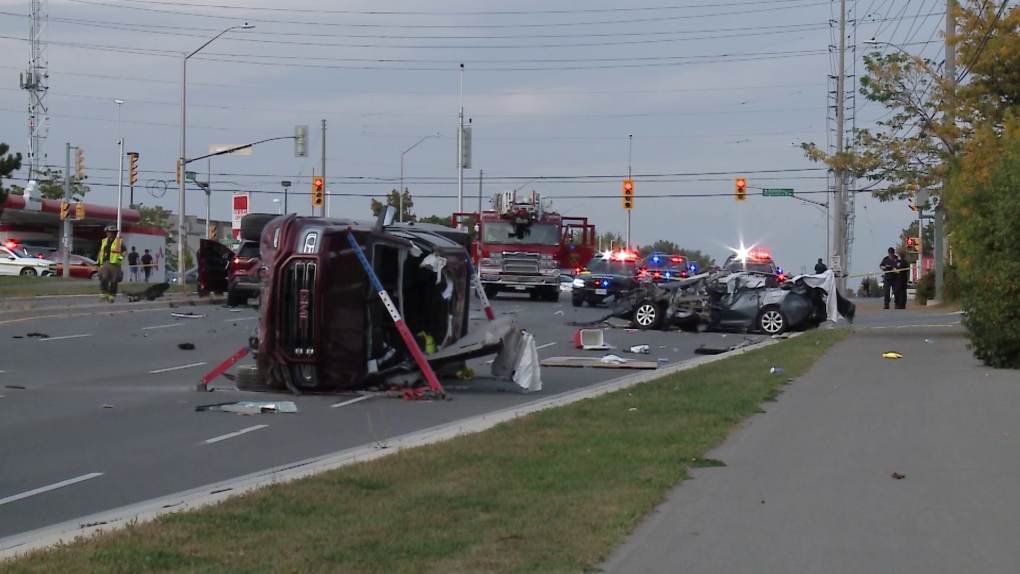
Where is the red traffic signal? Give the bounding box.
[735,178,747,202]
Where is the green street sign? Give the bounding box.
[185,171,198,181]
[763,188,794,197]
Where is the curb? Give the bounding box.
[0,296,227,323]
[0,334,789,560]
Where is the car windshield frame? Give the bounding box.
[482,221,560,246]
[238,242,260,258]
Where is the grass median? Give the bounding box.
[0,279,189,299]
[5,329,847,573]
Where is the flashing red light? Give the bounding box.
[4,240,16,250]
[612,250,638,261]
[671,256,683,264]
[778,273,786,281]
[749,249,771,260]
[639,268,647,276]
[653,271,661,279]
[575,267,581,275]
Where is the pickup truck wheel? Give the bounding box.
[571,296,583,307]
[20,268,37,277]
[529,290,541,301]
[483,285,499,300]
[227,289,245,308]
[545,289,560,303]
[634,301,663,330]
[235,365,268,391]
[757,306,788,335]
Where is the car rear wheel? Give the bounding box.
[571,296,583,307]
[227,289,246,308]
[90,271,98,280]
[20,268,36,277]
[757,306,788,335]
[634,301,662,330]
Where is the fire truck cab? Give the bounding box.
[454,190,595,302]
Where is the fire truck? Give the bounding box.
[453,190,596,302]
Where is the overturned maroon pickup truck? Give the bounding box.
[212,210,529,394]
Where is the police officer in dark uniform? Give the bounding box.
[895,250,910,309]
[880,247,897,310]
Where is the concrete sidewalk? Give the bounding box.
[604,323,1020,573]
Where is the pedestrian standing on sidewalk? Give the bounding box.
[127,246,140,282]
[815,258,828,274]
[96,225,124,303]
[141,249,153,282]
[880,247,897,310]
[895,250,910,309]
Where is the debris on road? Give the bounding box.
[892,472,905,480]
[883,352,904,359]
[539,356,658,370]
[454,367,476,380]
[26,333,49,339]
[196,401,298,414]
[770,367,785,375]
[627,344,651,354]
[694,345,729,356]
[924,339,935,344]
[124,282,170,303]
[100,404,114,409]
[5,385,26,390]
[178,343,196,350]
[574,328,610,350]
[171,312,206,319]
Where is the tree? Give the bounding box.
[419,215,452,227]
[597,231,623,251]
[943,115,1020,368]
[10,167,90,201]
[800,1,1020,202]
[131,203,179,268]
[0,142,22,215]
[675,249,715,270]
[370,188,415,222]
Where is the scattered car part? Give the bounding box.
[196,348,251,392]
[539,356,658,370]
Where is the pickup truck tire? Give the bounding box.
[483,284,499,300]
[571,296,583,307]
[227,288,246,308]
[240,213,277,242]
[235,365,269,391]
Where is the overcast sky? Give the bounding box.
[0,0,949,274]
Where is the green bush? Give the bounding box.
[914,266,958,306]
[944,119,1020,369]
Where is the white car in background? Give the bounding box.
[0,245,58,276]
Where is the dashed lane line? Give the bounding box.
[204,425,269,445]
[0,473,104,507]
[36,334,92,342]
[150,362,207,374]
[142,323,184,330]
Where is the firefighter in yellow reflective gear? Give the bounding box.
[96,225,125,302]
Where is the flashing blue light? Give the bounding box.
[603,280,609,287]
[652,256,660,263]
[690,264,697,272]
[665,271,672,278]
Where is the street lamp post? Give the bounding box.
[273,198,282,214]
[399,133,439,223]
[179,23,254,294]
[115,99,124,233]
[281,180,291,213]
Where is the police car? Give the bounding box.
[640,253,694,283]
[0,241,58,276]
[571,251,641,307]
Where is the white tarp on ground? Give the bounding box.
[512,331,542,393]
[791,269,839,323]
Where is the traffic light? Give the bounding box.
[735,178,747,202]
[75,203,85,220]
[176,160,182,185]
[622,180,634,211]
[60,201,69,220]
[906,237,921,253]
[75,148,85,180]
[312,177,325,207]
[128,153,139,187]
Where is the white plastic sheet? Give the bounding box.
[513,331,543,393]
[791,269,839,323]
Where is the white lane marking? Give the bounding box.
[226,317,257,322]
[143,323,183,331]
[204,425,268,445]
[150,362,207,374]
[536,342,557,351]
[37,334,92,342]
[331,395,373,409]
[0,473,103,507]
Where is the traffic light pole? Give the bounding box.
[321,119,326,218]
[627,135,632,251]
[62,143,72,280]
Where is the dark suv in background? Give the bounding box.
[228,240,262,307]
[571,251,640,307]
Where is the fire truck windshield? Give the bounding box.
[483,222,560,246]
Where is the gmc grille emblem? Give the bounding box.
[298,289,310,330]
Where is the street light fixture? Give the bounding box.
[399,133,440,223]
[281,180,292,213]
[178,23,254,294]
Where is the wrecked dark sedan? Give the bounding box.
[236,212,494,393]
[613,270,854,335]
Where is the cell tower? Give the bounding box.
[20,0,49,180]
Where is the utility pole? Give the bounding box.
[934,0,956,301]
[115,100,124,233]
[457,63,465,213]
[320,119,326,218]
[62,143,72,280]
[832,0,848,292]
[205,158,212,238]
[627,134,632,251]
[477,169,483,268]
